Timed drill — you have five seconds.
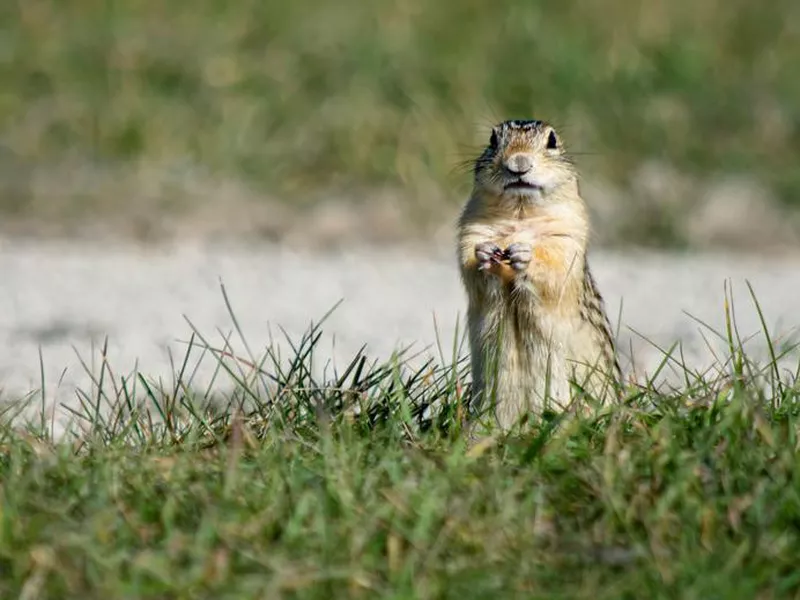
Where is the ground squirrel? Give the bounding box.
[457,119,621,430]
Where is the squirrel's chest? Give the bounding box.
[482,219,538,247]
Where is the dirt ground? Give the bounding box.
[1,239,798,422]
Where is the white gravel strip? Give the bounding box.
[0,239,798,421]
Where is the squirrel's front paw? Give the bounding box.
[475,242,504,271]
[505,242,532,272]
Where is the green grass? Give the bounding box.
[2,0,800,243]
[1,288,800,597]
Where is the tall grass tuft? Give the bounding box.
[0,286,799,597]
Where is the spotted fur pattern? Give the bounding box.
[458,119,621,430]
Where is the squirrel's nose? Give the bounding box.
[504,153,534,174]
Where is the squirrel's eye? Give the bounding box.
[489,130,499,148]
[546,130,559,150]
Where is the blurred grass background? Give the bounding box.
[1,0,799,247]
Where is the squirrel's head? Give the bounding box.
[473,120,576,204]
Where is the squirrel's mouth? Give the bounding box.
[503,180,543,193]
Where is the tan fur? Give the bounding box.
[457,120,620,431]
